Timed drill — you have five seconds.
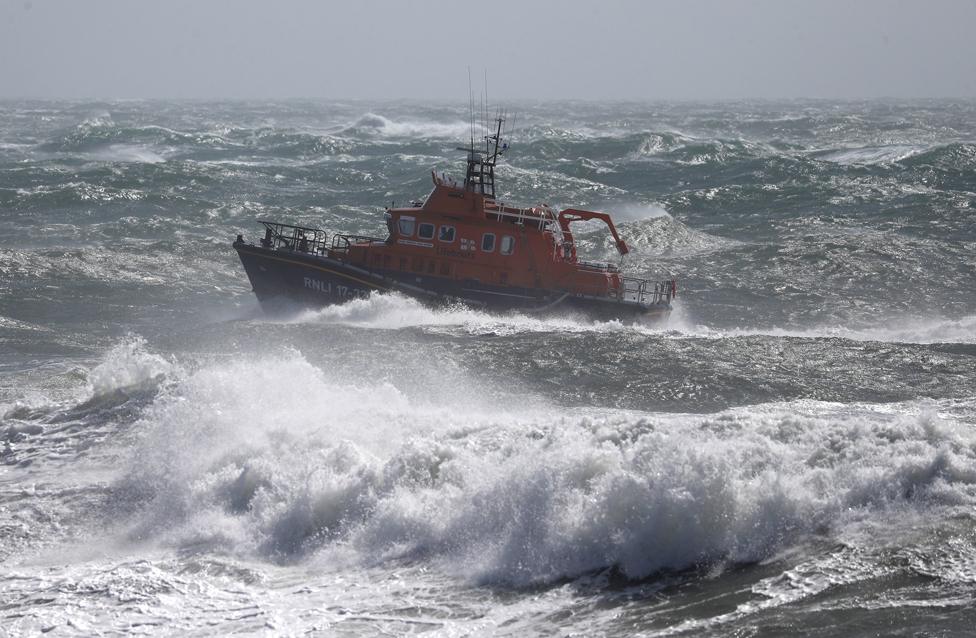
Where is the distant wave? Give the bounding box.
[339,112,472,139]
[88,144,166,164]
[810,142,976,170]
[696,314,976,345]
[900,142,976,170]
[814,144,928,165]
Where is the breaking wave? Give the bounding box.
[814,144,928,166]
[86,336,179,398]
[112,343,976,586]
[341,113,472,139]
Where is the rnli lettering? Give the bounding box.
[304,276,331,294]
[304,276,370,299]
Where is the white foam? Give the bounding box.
[817,144,927,165]
[344,113,472,139]
[86,337,178,398]
[626,129,696,158]
[77,113,114,130]
[845,315,976,344]
[683,314,976,345]
[89,144,166,164]
[0,142,33,152]
[0,315,50,332]
[607,201,672,222]
[502,163,630,196]
[110,342,976,587]
[266,292,659,336]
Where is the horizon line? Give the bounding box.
[2,95,976,103]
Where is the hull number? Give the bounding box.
[304,276,370,300]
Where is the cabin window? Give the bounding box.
[438,225,456,242]
[418,223,435,240]
[500,235,515,255]
[482,233,496,252]
[398,217,415,236]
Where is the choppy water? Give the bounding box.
[1,99,975,636]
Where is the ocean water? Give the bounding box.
[1,99,975,636]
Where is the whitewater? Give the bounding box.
[1,99,975,636]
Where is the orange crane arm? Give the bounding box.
[557,208,630,256]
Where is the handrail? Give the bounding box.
[258,220,329,254]
[330,233,387,252]
[484,204,558,230]
[578,260,619,273]
[618,276,676,305]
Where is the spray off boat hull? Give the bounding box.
[234,242,671,322]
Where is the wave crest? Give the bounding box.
[111,346,976,585]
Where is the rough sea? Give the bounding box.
[1,99,975,636]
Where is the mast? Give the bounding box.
[458,114,506,199]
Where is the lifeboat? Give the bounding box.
[233,117,676,321]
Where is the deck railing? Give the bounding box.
[619,276,675,305]
[258,220,329,254]
[578,259,620,273]
[576,260,674,305]
[484,204,558,230]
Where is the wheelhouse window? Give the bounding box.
[438,225,456,242]
[398,217,415,236]
[482,233,496,252]
[500,235,515,255]
[418,223,435,240]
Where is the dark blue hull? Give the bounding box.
[234,242,670,322]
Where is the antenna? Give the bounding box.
[510,112,517,147]
[484,69,489,153]
[455,68,511,199]
[467,66,474,151]
[484,69,489,120]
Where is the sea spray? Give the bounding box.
[108,344,976,586]
[87,336,179,398]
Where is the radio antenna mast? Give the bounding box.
[484,69,489,154]
[467,66,474,151]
